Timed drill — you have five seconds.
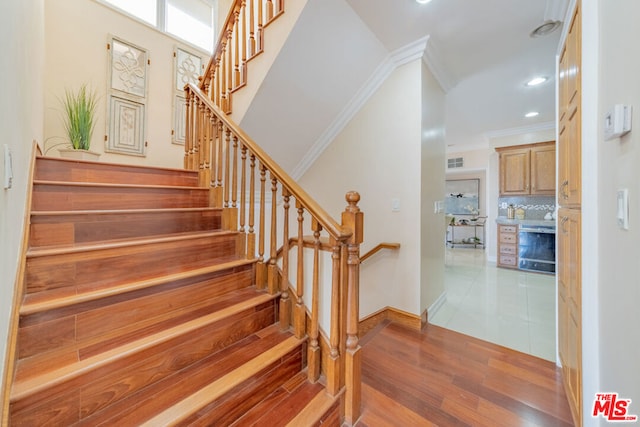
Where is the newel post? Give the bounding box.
[342,191,363,425]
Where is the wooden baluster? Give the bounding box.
[220,44,227,111]
[266,0,274,21]
[308,219,322,383]
[201,107,212,188]
[280,188,291,329]
[240,1,247,84]
[256,164,267,288]
[195,99,202,180]
[224,128,231,208]
[226,29,233,113]
[342,191,363,424]
[267,175,279,294]
[257,0,263,52]
[248,0,256,57]
[221,128,233,229]
[184,91,192,170]
[325,237,342,396]
[211,120,224,208]
[247,154,256,259]
[240,145,247,234]
[233,9,241,88]
[232,136,238,208]
[294,201,305,339]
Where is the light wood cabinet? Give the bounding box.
[557,3,582,426]
[497,225,518,268]
[497,142,556,196]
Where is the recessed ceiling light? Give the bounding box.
[525,111,540,118]
[526,77,548,87]
[416,0,432,4]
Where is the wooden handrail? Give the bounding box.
[199,0,285,114]
[186,84,352,241]
[360,243,401,263]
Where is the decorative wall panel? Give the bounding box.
[107,97,146,156]
[173,47,203,145]
[106,36,148,156]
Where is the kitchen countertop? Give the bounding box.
[495,216,557,228]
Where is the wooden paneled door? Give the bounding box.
[557,2,582,426]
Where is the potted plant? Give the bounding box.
[57,84,101,160]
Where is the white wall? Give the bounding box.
[44,0,210,168]
[0,0,44,405]
[420,61,446,315]
[299,60,423,318]
[584,0,640,424]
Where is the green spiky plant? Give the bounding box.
[60,84,98,150]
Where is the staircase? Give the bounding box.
[8,156,341,425]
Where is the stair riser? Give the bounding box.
[30,210,222,248]
[35,157,199,187]
[10,300,278,425]
[78,328,291,425]
[25,234,241,303]
[180,347,304,426]
[17,266,254,361]
[32,184,210,211]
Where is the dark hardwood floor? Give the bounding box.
[357,321,573,426]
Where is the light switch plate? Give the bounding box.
[391,198,400,212]
[3,144,12,189]
[604,104,632,141]
[617,189,629,230]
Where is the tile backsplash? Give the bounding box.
[498,196,556,220]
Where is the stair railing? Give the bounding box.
[184,83,363,424]
[200,0,284,114]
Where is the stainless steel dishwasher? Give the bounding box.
[518,225,556,274]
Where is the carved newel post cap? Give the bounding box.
[345,191,361,212]
[343,191,363,245]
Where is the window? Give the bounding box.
[101,0,214,52]
[102,0,158,25]
[167,0,214,52]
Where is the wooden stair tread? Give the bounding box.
[20,257,255,315]
[10,292,278,402]
[33,179,206,190]
[285,387,339,427]
[78,325,292,425]
[231,372,338,427]
[26,230,237,258]
[139,335,304,426]
[36,156,196,174]
[16,285,266,383]
[30,207,222,216]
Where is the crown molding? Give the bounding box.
[291,37,430,180]
[422,37,457,93]
[483,121,555,140]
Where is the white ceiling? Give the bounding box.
[347,0,565,151]
[239,0,567,178]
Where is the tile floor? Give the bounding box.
[429,247,557,362]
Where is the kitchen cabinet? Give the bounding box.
[497,142,556,196]
[497,224,518,268]
[557,3,582,426]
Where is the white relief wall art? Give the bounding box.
[106,36,148,156]
[173,47,203,145]
[175,48,202,91]
[108,97,146,156]
[111,38,148,98]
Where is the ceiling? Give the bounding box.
[346,0,567,151]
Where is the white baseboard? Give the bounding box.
[427,291,447,321]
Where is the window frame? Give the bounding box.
[94,0,217,54]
